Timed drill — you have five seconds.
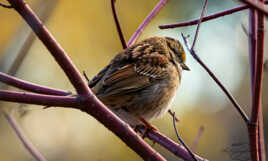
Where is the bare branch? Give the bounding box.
[0,90,77,107]
[137,126,208,161]
[5,1,166,160]
[247,0,266,160]
[239,0,268,16]
[168,109,179,122]
[159,0,268,29]
[0,72,71,96]
[250,0,265,130]
[3,109,47,161]
[171,112,198,161]
[191,0,208,50]
[182,33,249,124]
[127,0,168,47]
[6,0,89,95]
[111,0,127,49]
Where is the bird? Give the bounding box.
[88,36,190,130]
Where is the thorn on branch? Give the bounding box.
[43,105,52,109]
[0,3,13,8]
[83,71,90,84]
[264,60,268,72]
[168,109,180,122]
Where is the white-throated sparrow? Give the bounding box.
[88,36,189,128]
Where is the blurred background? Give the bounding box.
[0,0,267,160]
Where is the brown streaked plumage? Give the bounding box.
[89,36,189,127]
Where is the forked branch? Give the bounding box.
[159,0,268,29]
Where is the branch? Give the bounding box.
[159,0,268,29]
[108,1,207,160]
[0,72,71,96]
[181,0,249,124]
[247,0,266,160]
[111,0,127,49]
[250,0,265,131]
[137,126,208,161]
[182,34,249,124]
[239,0,268,16]
[191,0,207,50]
[5,0,166,160]
[127,0,168,47]
[3,110,47,161]
[6,0,89,95]
[172,112,198,161]
[5,0,58,76]
[0,90,77,107]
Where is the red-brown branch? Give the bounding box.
[159,0,268,29]
[0,90,77,107]
[4,0,166,160]
[247,0,266,160]
[239,0,268,16]
[0,72,71,96]
[3,110,47,161]
[127,0,168,46]
[111,0,127,49]
[137,127,208,161]
[6,0,89,96]
[0,73,208,160]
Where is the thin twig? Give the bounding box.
[182,33,249,124]
[180,0,249,124]
[8,0,58,76]
[3,109,47,161]
[83,71,90,84]
[0,72,71,96]
[136,126,208,161]
[191,0,208,50]
[0,90,77,107]
[0,2,57,160]
[159,0,268,29]
[171,112,198,161]
[6,1,166,160]
[239,0,268,16]
[127,0,168,47]
[168,109,179,122]
[111,0,127,49]
[191,126,205,152]
[6,0,90,95]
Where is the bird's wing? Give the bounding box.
[92,52,169,97]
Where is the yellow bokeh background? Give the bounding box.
[0,0,267,161]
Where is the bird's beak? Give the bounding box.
[181,63,190,71]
